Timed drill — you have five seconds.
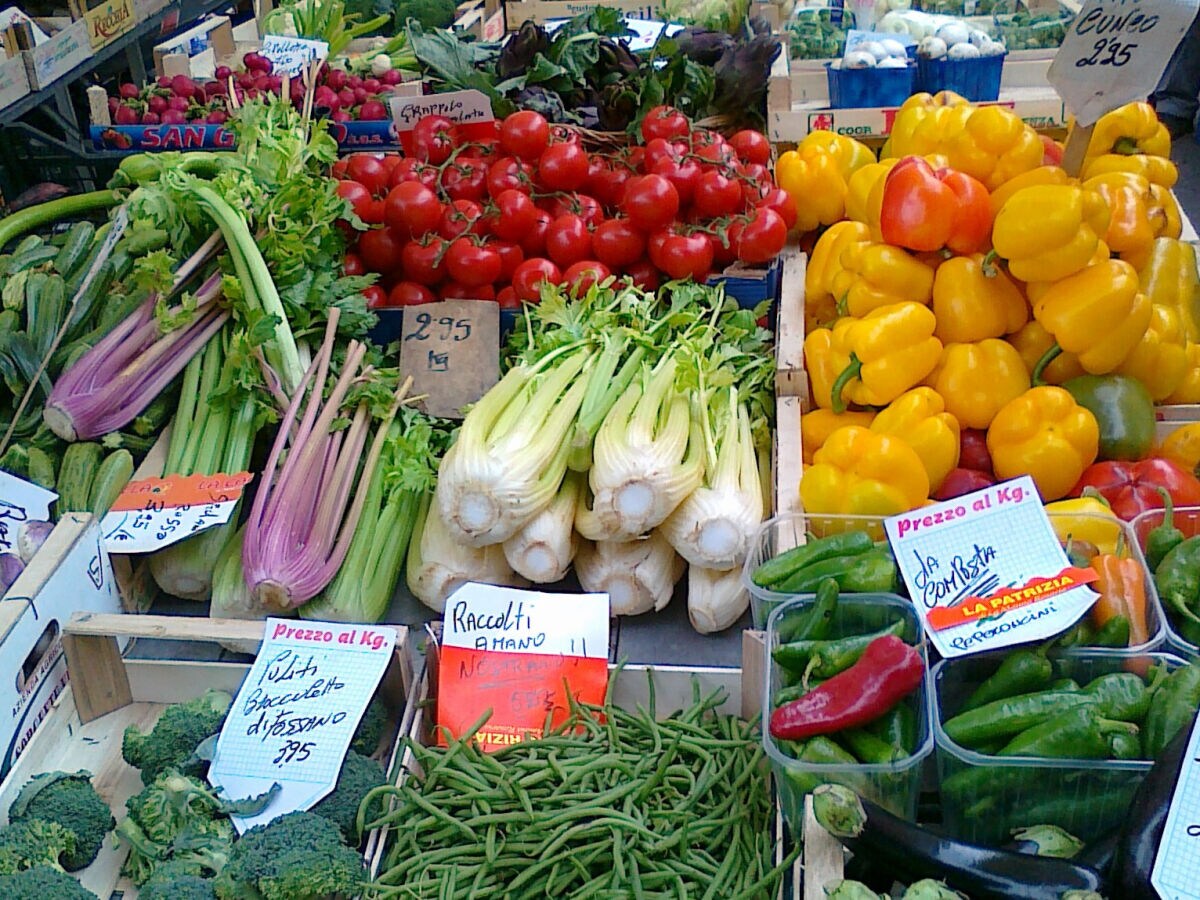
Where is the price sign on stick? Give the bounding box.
[885,476,1100,657]
[260,34,329,76]
[438,583,610,752]
[209,618,397,832]
[1047,0,1200,127]
[397,300,499,419]
[0,472,55,555]
[1152,710,1200,899]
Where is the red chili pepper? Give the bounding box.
[1071,458,1200,521]
[932,467,996,501]
[958,428,994,477]
[769,635,925,741]
[879,157,993,255]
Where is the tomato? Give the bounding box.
[442,157,487,203]
[378,155,403,176]
[441,281,495,301]
[388,281,437,306]
[730,129,770,166]
[545,214,592,268]
[362,284,388,308]
[650,156,702,206]
[655,232,713,281]
[412,114,457,164]
[336,180,374,221]
[357,227,405,273]
[331,158,350,180]
[622,175,680,233]
[389,157,436,189]
[487,157,534,198]
[500,110,551,161]
[756,188,798,232]
[693,170,744,217]
[384,182,443,238]
[711,230,737,266]
[621,258,660,291]
[522,209,553,257]
[490,240,525,281]
[463,138,500,163]
[511,258,561,302]
[641,105,689,142]
[401,237,447,286]
[445,238,502,287]
[488,189,538,241]
[346,155,388,196]
[537,142,590,192]
[587,159,632,210]
[735,207,787,264]
[592,218,646,270]
[563,260,611,295]
[497,285,521,309]
[547,193,604,229]
[439,199,485,240]
[342,252,366,276]
[643,138,682,171]
[694,140,736,168]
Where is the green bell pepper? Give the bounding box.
[1061,373,1155,462]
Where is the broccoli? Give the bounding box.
[214,811,364,900]
[7,771,113,871]
[0,819,77,874]
[114,817,167,886]
[122,690,233,782]
[392,0,457,30]
[311,750,387,843]
[0,865,98,898]
[351,697,388,756]
[142,859,218,900]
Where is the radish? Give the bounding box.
[325,68,348,91]
[290,81,306,103]
[171,74,198,99]
[207,81,228,96]
[168,95,190,112]
[380,69,403,86]
[359,100,387,121]
[331,109,352,123]
[266,75,282,93]
[362,77,381,94]
[157,75,173,89]
[206,109,228,124]
[314,85,339,109]
[353,86,368,104]
[114,105,139,125]
[161,110,187,124]
[243,51,269,72]
[214,65,233,81]
[347,74,363,90]
[107,96,120,113]
[237,72,255,89]
[141,110,161,125]
[337,88,356,108]
[118,82,140,99]
[148,94,168,113]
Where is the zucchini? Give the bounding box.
[89,449,133,518]
[25,447,57,490]
[52,222,95,280]
[12,270,46,316]
[0,309,18,334]
[7,244,60,274]
[57,442,103,513]
[65,225,111,296]
[2,332,53,397]
[110,249,134,281]
[1,269,28,311]
[0,444,29,478]
[28,274,65,357]
[12,235,41,255]
[63,258,115,341]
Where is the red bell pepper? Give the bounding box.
[879,157,993,255]
[959,428,994,477]
[769,635,925,741]
[933,467,996,501]
[1071,458,1200,521]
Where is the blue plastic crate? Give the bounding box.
[916,54,1005,102]
[708,256,782,310]
[826,61,916,109]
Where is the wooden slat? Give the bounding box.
[775,247,806,398]
[774,396,803,522]
[62,629,132,723]
[802,794,845,900]
[65,611,273,644]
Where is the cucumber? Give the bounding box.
[0,444,29,478]
[110,249,134,281]
[12,236,42,255]
[89,449,133,518]
[65,225,111,296]
[25,447,57,490]
[0,309,19,334]
[11,270,45,315]
[28,274,65,357]
[2,269,28,311]
[52,222,95,281]
[7,244,60,274]
[2,332,53,397]
[57,442,103,513]
[63,258,114,341]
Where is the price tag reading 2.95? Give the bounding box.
[396,299,500,420]
[404,312,472,343]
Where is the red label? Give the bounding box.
[926,566,1099,632]
[109,471,253,512]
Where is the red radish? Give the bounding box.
[338,88,355,108]
[325,68,348,91]
[266,75,282,93]
[359,100,387,121]
[380,69,403,86]
[253,74,270,91]
[347,75,363,90]
[114,105,139,125]
[237,73,255,90]
[243,51,270,72]
[141,110,161,125]
[289,81,306,103]
[331,109,352,123]
[206,110,228,124]
[168,95,190,112]
[314,85,339,108]
[362,77,381,94]
[353,86,368,104]
[107,96,119,113]
[207,81,228,96]
[157,75,172,89]
[171,74,198,99]
[118,82,140,99]
[161,110,187,124]
[214,65,233,80]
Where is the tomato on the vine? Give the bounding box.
[512,258,561,302]
[641,105,689,142]
[440,199,485,240]
[497,285,521,309]
[489,189,538,241]
[412,114,457,164]
[643,138,682,171]
[587,159,632,210]
[362,284,388,308]
[442,157,488,203]
[487,157,534,198]
[385,182,443,238]
[388,281,437,306]
[735,207,788,264]
[730,130,771,166]
[357,227,405,273]
[592,218,646,270]
[446,238,502,287]
[331,158,350,180]
[401,237,447,286]
[693,170,744,218]
[655,232,713,281]
[492,241,525,281]
[522,209,553,257]
[389,157,436,190]
[441,281,495,301]
[545,213,592,268]
[500,110,550,161]
[650,156,702,206]
[546,193,604,229]
[622,259,660,291]
[342,252,365,277]
[564,260,611,295]
[622,175,680,233]
[538,142,590,192]
[336,180,374,221]
[756,188,798,232]
[346,155,388,196]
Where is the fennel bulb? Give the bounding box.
[574,531,684,617]
[687,565,749,634]
[210,524,281,653]
[661,393,763,570]
[502,471,581,584]
[436,347,592,547]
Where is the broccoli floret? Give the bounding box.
[8,771,113,871]
[351,697,388,756]
[311,750,387,843]
[0,865,98,898]
[114,817,167,886]
[142,859,218,900]
[122,690,233,782]
[214,811,363,900]
[393,0,457,29]
[0,819,77,874]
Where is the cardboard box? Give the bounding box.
[21,17,91,90]
[0,49,29,110]
[505,0,657,27]
[453,0,505,40]
[68,0,136,50]
[152,14,234,78]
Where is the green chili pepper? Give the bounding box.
[752,531,873,588]
[774,549,897,594]
[998,707,1138,759]
[783,736,863,796]
[777,578,839,643]
[1145,488,1185,572]
[1081,672,1152,722]
[1179,617,1200,646]
[943,691,1098,749]
[1091,615,1131,648]
[1154,535,1200,629]
[991,788,1136,846]
[1048,678,1081,692]
[772,620,906,675]
[868,703,918,755]
[838,727,905,764]
[1143,662,1200,757]
[1108,730,1142,759]
[1056,619,1096,648]
[961,649,1053,712]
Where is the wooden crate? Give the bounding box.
[0,612,414,899]
[775,245,805,399]
[504,0,658,27]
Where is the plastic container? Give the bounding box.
[743,512,889,629]
[708,256,783,311]
[933,650,1185,845]
[764,593,933,835]
[916,53,1005,102]
[825,61,917,109]
[1130,505,1200,659]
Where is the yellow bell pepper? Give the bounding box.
[1044,496,1123,556]
[870,387,960,493]
[1115,302,1188,401]
[1080,102,1171,162]
[801,408,876,464]
[943,105,1044,191]
[1140,238,1200,342]
[831,241,936,318]
[883,91,972,159]
[993,184,1111,283]
[1024,240,1112,306]
[932,254,1028,343]
[1033,259,1152,375]
[776,147,846,233]
[805,221,871,331]
[986,386,1100,501]
[1082,153,1179,189]
[804,326,851,411]
[926,339,1030,430]
[826,302,943,413]
[1158,423,1200,475]
[799,131,876,178]
[988,165,1073,219]
[1165,343,1200,404]
[1083,172,1159,261]
[1150,181,1183,243]
[846,160,896,228]
[801,425,930,517]
[1008,320,1086,385]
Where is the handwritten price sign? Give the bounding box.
[397,300,499,419]
[1048,0,1200,126]
[0,471,56,557]
[99,472,253,553]
[1152,710,1200,899]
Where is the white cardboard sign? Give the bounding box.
[260,34,329,77]
[442,583,610,658]
[0,471,56,557]
[1152,711,1200,899]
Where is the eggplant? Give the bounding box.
[810,784,1106,900]
[1074,830,1119,880]
[1110,710,1196,897]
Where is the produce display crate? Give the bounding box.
[66,0,136,51]
[0,611,415,898]
[13,16,93,91]
[1131,506,1200,660]
[503,0,659,28]
[0,49,31,112]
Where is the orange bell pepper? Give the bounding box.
[879,157,992,255]
[801,408,877,464]
[1089,553,1150,649]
